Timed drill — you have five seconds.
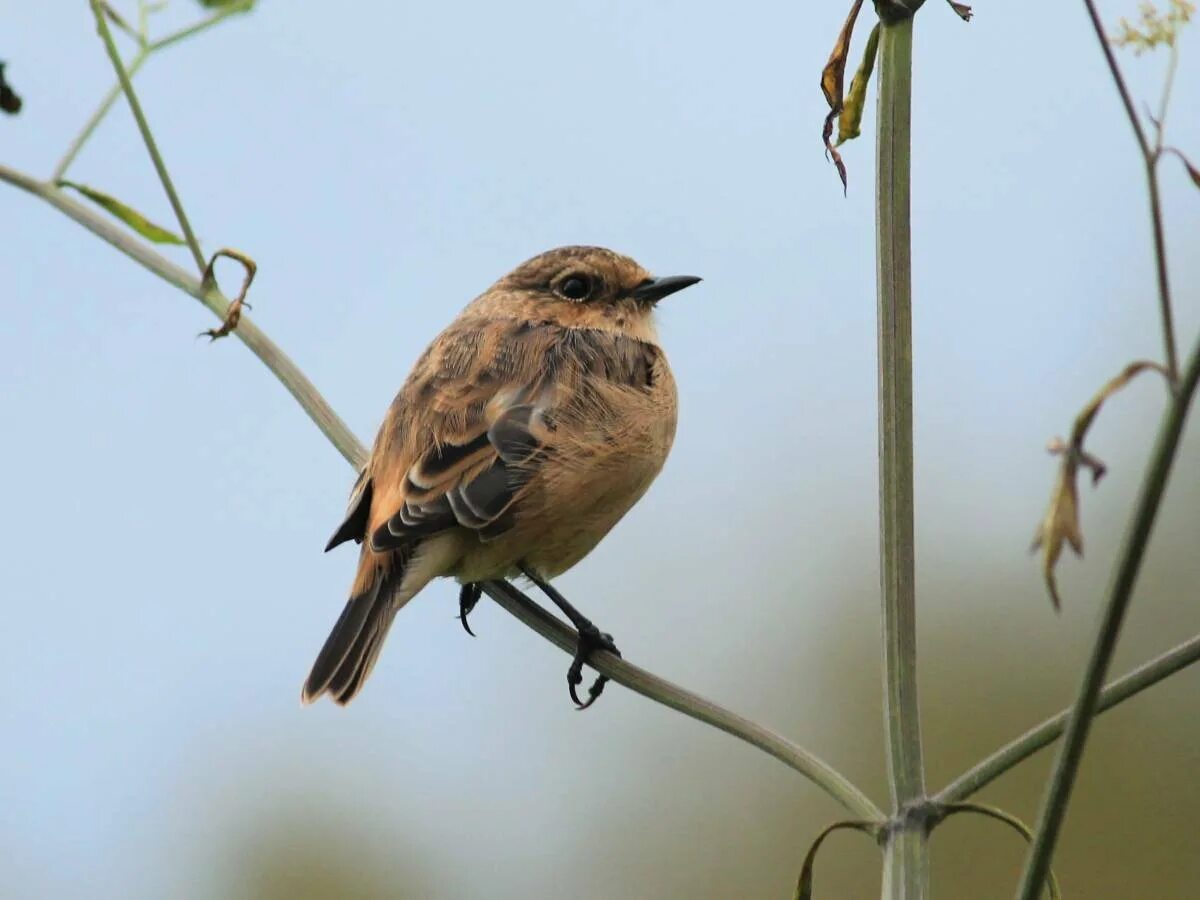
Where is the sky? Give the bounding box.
[2,1,1199,897]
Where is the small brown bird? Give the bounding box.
[302,246,699,708]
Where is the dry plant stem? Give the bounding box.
[874,14,927,899]
[1017,334,1200,899]
[0,162,884,823]
[90,0,206,274]
[937,631,1200,803]
[1079,0,1178,384]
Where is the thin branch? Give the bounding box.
[481,581,883,821]
[1017,334,1200,899]
[99,0,144,47]
[1080,0,1152,158]
[1154,42,1179,140]
[936,632,1200,803]
[148,0,255,52]
[51,50,147,182]
[1144,166,1178,385]
[875,14,928,898]
[0,161,885,825]
[52,1,250,183]
[1080,0,1178,383]
[89,0,206,273]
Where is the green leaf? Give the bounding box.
[197,0,254,8]
[837,23,880,146]
[57,181,185,245]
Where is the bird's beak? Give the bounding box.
[632,274,702,303]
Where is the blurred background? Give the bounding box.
[2,1,1199,897]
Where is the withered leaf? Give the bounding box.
[0,61,21,115]
[1033,360,1168,609]
[936,803,1062,899]
[1032,440,1086,612]
[837,23,880,146]
[58,181,185,245]
[820,0,865,193]
[1070,360,1168,443]
[199,247,257,342]
[1165,147,1200,189]
[795,819,881,900]
[947,1,974,21]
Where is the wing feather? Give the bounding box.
[334,318,659,555]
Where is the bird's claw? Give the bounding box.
[567,622,620,710]
[458,583,482,637]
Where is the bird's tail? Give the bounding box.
[301,539,452,705]
[301,574,397,705]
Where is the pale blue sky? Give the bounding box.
[2,1,1198,897]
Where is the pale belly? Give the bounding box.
[450,420,674,583]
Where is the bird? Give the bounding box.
[302,245,700,708]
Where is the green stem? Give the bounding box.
[89,0,206,273]
[1144,162,1178,385]
[149,0,256,52]
[875,14,926,898]
[53,2,250,185]
[1017,333,1200,898]
[0,160,885,826]
[936,632,1200,803]
[51,49,148,183]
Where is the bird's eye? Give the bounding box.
[557,274,592,301]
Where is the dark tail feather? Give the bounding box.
[302,576,397,706]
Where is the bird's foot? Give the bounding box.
[567,620,621,711]
[458,583,482,636]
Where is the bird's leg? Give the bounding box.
[518,564,621,710]
[458,583,482,636]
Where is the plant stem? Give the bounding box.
[90,0,206,273]
[1017,333,1200,899]
[149,0,256,52]
[1079,0,1177,384]
[53,0,249,185]
[937,632,1200,803]
[0,161,886,824]
[51,49,148,183]
[874,13,926,898]
[1144,163,1177,385]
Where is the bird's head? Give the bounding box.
[480,246,700,340]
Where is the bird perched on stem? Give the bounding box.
[302,246,699,708]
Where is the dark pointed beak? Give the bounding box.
[632,274,702,303]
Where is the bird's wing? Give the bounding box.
[324,316,567,553]
[324,317,660,553]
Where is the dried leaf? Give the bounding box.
[947,1,974,21]
[837,24,880,146]
[794,819,880,900]
[199,247,257,341]
[1032,442,1085,612]
[1165,147,1200,188]
[936,803,1062,899]
[57,180,185,245]
[1070,360,1168,443]
[0,62,22,115]
[820,0,865,193]
[1033,360,1168,609]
